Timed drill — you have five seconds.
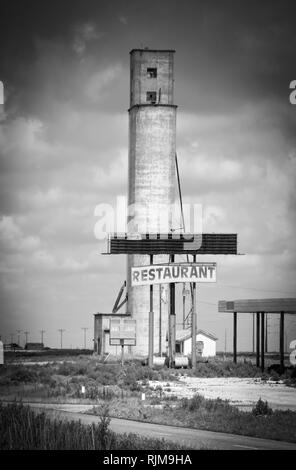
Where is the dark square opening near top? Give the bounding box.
[146,91,157,103]
[147,67,157,78]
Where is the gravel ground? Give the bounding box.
[148,377,296,411]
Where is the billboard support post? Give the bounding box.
[169,255,176,368]
[261,312,265,371]
[159,285,162,356]
[233,312,237,364]
[280,311,284,371]
[256,312,260,367]
[191,254,197,369]
[148,254,154,368]
[120,339,124,367]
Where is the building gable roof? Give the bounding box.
[176,328,218,343]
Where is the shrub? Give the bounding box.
[2,366,38,384]
[180,394,233,414]
[56,362,87,376]
[181,394,205,411]
[252,398,273,416]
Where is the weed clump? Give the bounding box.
[252,398,273,416]
[0,402,188,450]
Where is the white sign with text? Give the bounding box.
[131,263,216,286]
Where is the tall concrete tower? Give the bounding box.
[127,49,177,356]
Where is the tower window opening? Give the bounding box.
[147,67,157,78]
[146,91,157,104]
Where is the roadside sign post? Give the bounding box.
[110,318,136,367]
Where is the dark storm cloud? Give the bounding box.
[0,0,124,115]
[170,1,296,113]
[0,0,295,348]
[1,0,296,115]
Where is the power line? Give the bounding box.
[197,300,217,306]
[215,283,296,296]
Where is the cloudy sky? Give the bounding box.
[0,0,295,351]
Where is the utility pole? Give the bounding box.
[81,328,89,349]
[24,331,29,346]
[265,314,268,353]
[58,329,65,349]
[191,254,197,369]
[224,328,227,354]
[17,329,22,347]
[40,330,46,345]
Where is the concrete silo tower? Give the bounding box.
[127,49,177,356]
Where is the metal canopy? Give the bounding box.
[105,233,237,255]
[218,298,296,313]
[219,298,296,372]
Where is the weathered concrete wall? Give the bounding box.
[128,105,176,229]
[127,50,177,356]
[130,49,174,106]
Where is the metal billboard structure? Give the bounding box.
[106,233,237,255]
[105,233,238,368]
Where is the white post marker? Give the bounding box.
[141,392,145,401]
[81,385,85,394]
[0,81,4,105]
[0,341,4,365]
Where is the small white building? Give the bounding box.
[175,329,218,357]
